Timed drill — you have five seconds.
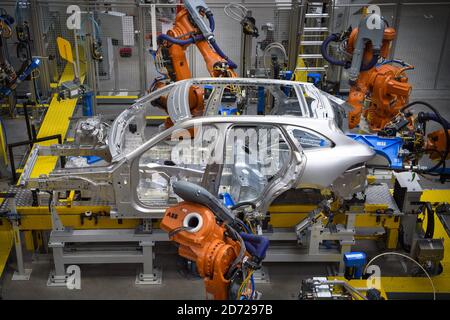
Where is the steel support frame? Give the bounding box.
[47,229,166,286]
[8,199,32,281]
[42,224,355,286]
[262,215,355,275]
[11,220,32,281]
[137,4,148,95]
[287,1,303,71]
[46,200,167,287]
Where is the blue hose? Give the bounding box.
[157,14,236,70]
[321,33,379,71]
[238,219,252,234]
[210,39,238,69]
[321,33,349,67]
[250,274,255,300]
[157,11,215,46]
[360,54,379,71]
[0,15,14,27]
[239,232,270,261]
[157,33,197,46]
[207,13,215,32]
[158,34,237,70]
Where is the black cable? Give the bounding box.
[225,225,246,280]
[168,226,192,239]
[421,149,446,177]
[424,202,435,239]
[400,101,444,120]
[360,54,379,71]
[321,34,348,67]
[230,201,256,211]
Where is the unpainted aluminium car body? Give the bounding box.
[25,78,375,219]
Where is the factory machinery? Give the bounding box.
[0,0,449,301]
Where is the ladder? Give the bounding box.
[295,0,334,77]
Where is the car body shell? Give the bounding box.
[26,78,375,218]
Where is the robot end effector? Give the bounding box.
[0,58,41,97]
[160,181,269,300]
[378,101,450,177]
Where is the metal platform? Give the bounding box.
[0,229,13,279]
[365,183,401,214]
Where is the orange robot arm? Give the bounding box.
[160,181,269,300]
[321,15,413,131]
[153,2,237,127]
[165,8,237,80]
[346,27,412,130]
[416,110,450,161]
[161,202,241,300]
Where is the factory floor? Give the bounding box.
[0,95,449,300]
[1,240,447,300]
[0,242,332,300]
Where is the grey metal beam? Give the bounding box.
[137,5,147,95]
[58,251,148,264]
[287,1,303,71]
[49,228,169,243]
[264,247,342,262]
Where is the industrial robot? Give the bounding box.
[150,0,238,128]
[321,12,449,179]
[160,181,269,300]
[321,13,412,131]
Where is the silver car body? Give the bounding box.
[24,78,375,219]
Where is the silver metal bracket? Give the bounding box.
[45,229,167,288]
[9,198,32,281]
[12,269,32,281]
[50,191,65,231]
[135,267,162,285]
[47,270,70,287]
